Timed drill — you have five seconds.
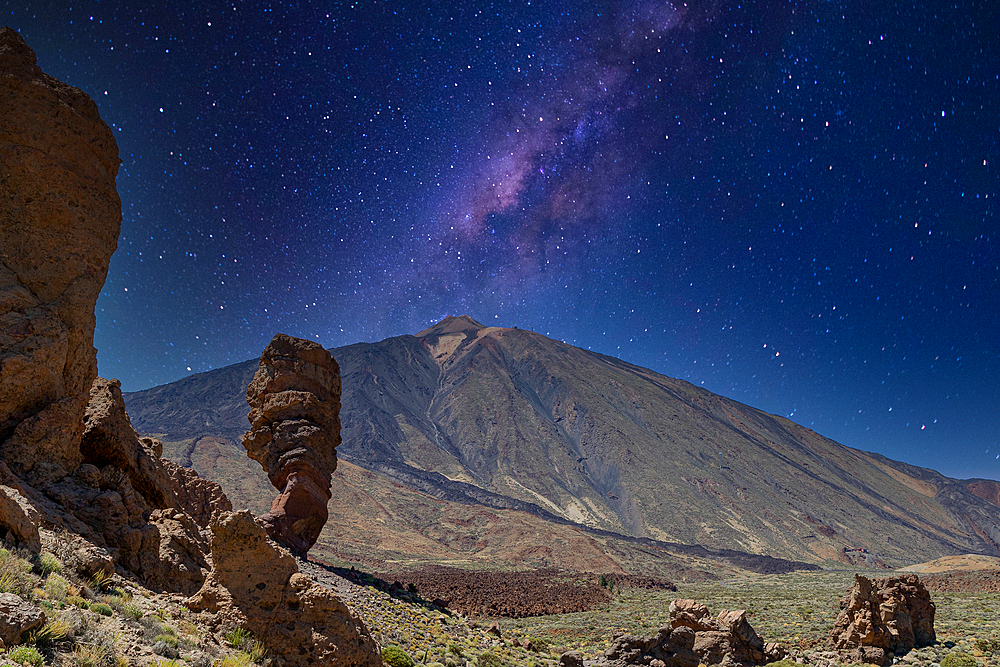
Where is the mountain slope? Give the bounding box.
[125,316,1000,566]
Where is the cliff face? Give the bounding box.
[0,26,121,484]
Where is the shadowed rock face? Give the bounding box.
[242,333,341,555]
[0,27,121,485]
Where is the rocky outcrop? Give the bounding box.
[187,510,380,667]
[242,333,341,555]
[81,377,177,509]
[0,26,121,485]
[161,457,232,529]
[602,599,783,667]
[830,574,936,666]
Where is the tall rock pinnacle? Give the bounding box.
[0,27,121,483]
[242,333,341,555]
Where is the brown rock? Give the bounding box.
[603,599,773,667]
[603,625,699,667]
[161,458,232,529]
[81,377,177,509]
[147,508,211,596]
[0,27,120,484]
[242,333,341,555]
[187,510,380,667]
[830,574,936,666]
[0,591,44,646]
[560,650,585,667]
[0,484,40,552]
[669,599,715,632]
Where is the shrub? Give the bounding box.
[224,627,253,648]
[68,595,90,609]
[72,642,107,667]
[26,617,73,646]
[0,548,35,595]
[975,638,1000,654]
[382,645,415,667]
[7,645,44,667]
[121,602,143,620]
[37,551,63,577]
[44,572,70,602]
[940,652,978,667]
[478,650,504,667]
[88,569,112,593]
[765,662,800,667]
[155,633,180,648]
[215,654,254,667]
[90,602,113,616]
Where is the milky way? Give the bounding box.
[4,0,997,480]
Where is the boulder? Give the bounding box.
[829,574,936,666]
[242,333,341,555]
[0,484,40,552]
[0,27,120,484]
[0,592,44,647]
[187,510,380,667]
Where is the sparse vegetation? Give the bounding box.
[90,602,113,616]
[7,645,44,667]
[382,645,416,667]
[940,652,979,667]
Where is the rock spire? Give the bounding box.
[242,332,341,555]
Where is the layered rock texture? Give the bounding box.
[0,27,121,485]
[829,574,936,666]
[242,333,342,555]
[187,510,380,667]
[602,598,784,667]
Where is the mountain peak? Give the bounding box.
[415,315,487,338]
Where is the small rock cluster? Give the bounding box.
[829,574,936,666]
[601,598,786,667]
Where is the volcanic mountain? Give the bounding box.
[125,316,1000,570]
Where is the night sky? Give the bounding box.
[5,1,997,481]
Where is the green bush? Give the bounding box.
[224,627,253,648]
[940,652,978,667]
[37,552,62,577]
[764,662,800,667]
[478,650,504,667]
[90,602,113,616]
[155,633,179,648]
[7,645,44,667]
[381,645,415,667]
[975,638,1000,654]
[44,572,70,602]
[67,595,90,609]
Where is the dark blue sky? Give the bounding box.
[6,0,997,481]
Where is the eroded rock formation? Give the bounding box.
[0,26,212,594]
[187,510,380,667]
[242,333,341,555]
[601,598,784,667]
[0,26,121,485]
[829,574,936,666]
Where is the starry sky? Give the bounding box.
[5,1,997,481]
